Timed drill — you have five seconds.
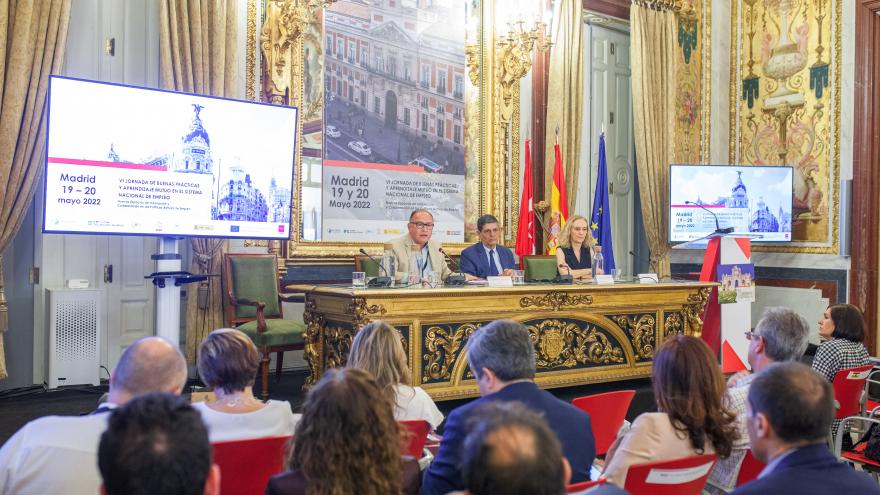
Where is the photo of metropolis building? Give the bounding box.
[104,103,290,223]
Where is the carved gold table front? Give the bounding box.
[290,282,715,400]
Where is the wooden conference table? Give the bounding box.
[288,280,716,400]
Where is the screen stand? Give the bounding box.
[145,237,208,348]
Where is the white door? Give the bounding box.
[580,24,635,277]
[32,0,160,382]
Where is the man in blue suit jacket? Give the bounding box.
[732,362,880,495]
[459,215,517,279]
[421,320,596,495]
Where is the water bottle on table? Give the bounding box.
[591,245,604,282]
[382,242,396,286]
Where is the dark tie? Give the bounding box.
[488,249,499,276]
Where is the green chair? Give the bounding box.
[223,253,306,401]
[523,255,558,281]
[354,255,382,278]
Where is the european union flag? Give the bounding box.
[590,132,616,270]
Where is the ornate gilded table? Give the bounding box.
[290,281,715,400]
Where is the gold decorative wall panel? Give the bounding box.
[730,0,840,252]
[673,0,712,163]
[295,281,715,399]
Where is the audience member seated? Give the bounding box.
[422,319,595,495]
[603,335,738,487]
[731,362,880,494]
[98,393,220,495]
[812,303,870,381]
[706,307,809,494]
[555,215,600,278]
[812,303,870,440]
[457,401,570,495]
[346,320,443,429]
[0,337,187,495]
[193,328,297,442]
[266,368,420,495]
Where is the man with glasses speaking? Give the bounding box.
[389,209,452,285]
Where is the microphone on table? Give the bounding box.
[438,248,466,286]
[685,201,734,235]
[358,248,392,287]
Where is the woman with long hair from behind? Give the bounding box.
[347,320,443,429]
[266,368,419,495]
[602,335,738,487]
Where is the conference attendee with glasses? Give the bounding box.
[459,214,516,280]
[388,209,452,285]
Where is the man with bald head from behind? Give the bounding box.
[0,337,187,495]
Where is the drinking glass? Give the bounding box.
[611,268,623,281]
[352,271,366,288]
[512,270,525,285]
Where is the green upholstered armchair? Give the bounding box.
[354,255,382,278]
[523,255,559,281]
[223,253,306,401]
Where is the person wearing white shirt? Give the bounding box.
[0,337,187,495]
[346,320,444,429]
[194,328,298,442]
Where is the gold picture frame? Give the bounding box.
[246,0,524,265]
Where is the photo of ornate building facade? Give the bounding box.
[323,0,466,174]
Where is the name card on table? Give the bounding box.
[487,276,514,287]
[638,273,660,283]
[594,275,615,285]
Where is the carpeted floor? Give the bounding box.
[0,369,654,444]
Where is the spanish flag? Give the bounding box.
[546,141,569,254]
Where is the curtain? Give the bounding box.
[631,1,676,277]
[159,0,237,362]
[0,1,71,380]
[544,0,584,211]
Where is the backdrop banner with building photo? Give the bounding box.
[320,0,467,242]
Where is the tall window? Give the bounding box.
[404,63,412,81]
[404,107,411,125]
[375,48,384,72]
[421,65,430,88]
[437,70,447,94]
[327,36,333,54]
[388,57,396,77]
[361,47,369,66]
[374,96,381,113]
[454,74,464,99]
[437,119,444,138]
[337,40,344,59]
[348,43,355,63]
[453,124,461,144]
[421,113,428,132]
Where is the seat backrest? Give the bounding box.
[355,255,382,278]
[623,454,717,495]
[832,364,874,419]
[567,478,605,493]
[212,435,291,495]
[400,420,431,458]
[735,449,765,487]
[224,254,282,322]
[523,255,558,281]
[572,390,636,456]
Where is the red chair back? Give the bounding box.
[623,454,717,495]
[832,364,874,419]
[567,478,605,493]
[212,435,291,495]
[572,390,636,455]
[400,420,431,458]
[735,450,765,486]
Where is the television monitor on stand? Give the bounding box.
[44,76,299,345]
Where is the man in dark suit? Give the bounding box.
[732,362,880,495]
[422,320,595,495]
[459,214,517,280]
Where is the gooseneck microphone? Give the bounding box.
[438,248,466,286]
[684,201,734,234]
[358,248,392,287]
